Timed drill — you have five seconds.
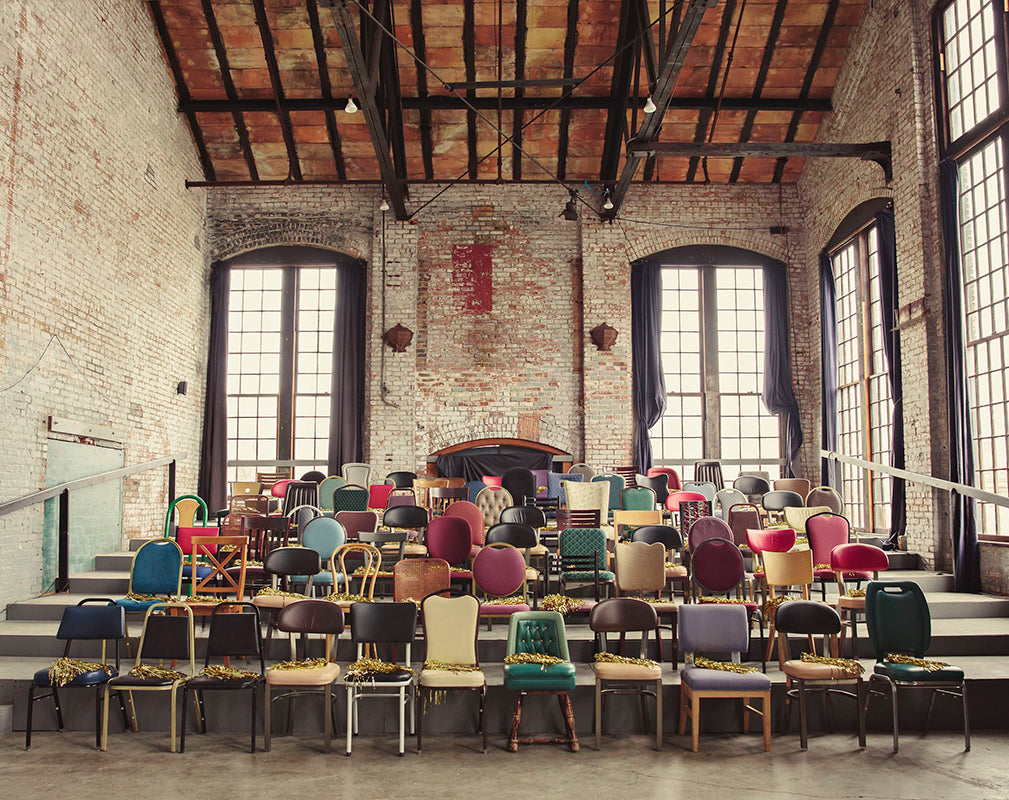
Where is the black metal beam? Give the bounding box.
[306,0,347,180]
[629,140,893,181]
[513,0,528,180]
[603,0,718,219]
[325,0,409,218]
[600,0,639,182]
[377,0,408,182]
[410,0,434,179]
[557,0,581,181]
[251,0,303,180]
[463,0,478,180]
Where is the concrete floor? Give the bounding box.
[0,730,1004,800]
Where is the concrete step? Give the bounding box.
[66,572,130,595]
[93,552,136,571]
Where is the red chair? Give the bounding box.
[830,542,889,656]
[425,516,475,580]
[444,500,486,557]
[805,512,850,600]
[176,526,220,587]
[647,467,681,492]
[367,484,394,510]
[473,543,530,629]
[665,491,706,514]
[481,475,503,487]
[270,480,290,499]
[745,527,796,605]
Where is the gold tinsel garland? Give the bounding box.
[504,653,566,668]
[814,563,833,571]
[48,658,113,687]
[540,594,585,615]
[200,665,260,680]
[352,567,394,577]
[255,587,308,599]
[799,652,864,675]
[128,664,188,681]
[482,595,527,606]
[345,657,414,680]
[845,588,866,598]
[125,592,175,602]
[698,596,748,605]
[422,660,482,673]
[594,652,660,669]
[885,653,949,672]
[185,595,232,604]
[763,595,794,618]
[322,592,368,603]
[693,656,757,674]
[271,657,329,671]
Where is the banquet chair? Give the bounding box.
[393,558,451,603]
[732,475,771,504]
[568,463,597,482]
[425,515,475,582]
[693,460,725,491]
[831,543,890,656]
[762,490,804,523]
[614,541,679,664]
[429,486,469,517]
[331,486,369,514]
[385,471,418,489]
[632,525,687,599]
[486,522,543,606]
[367,483,395,510]
[774,478,811,499]
[727,502,762,547]
[334,510,379,542]
[115,539,184,652]
[547,471,582,508]
[501,467,538,506]
[806,512,851,601]
[252,547,323,653]
[646,467,681,492]
[342,462,373,488]
[474,486,514,528]
[682,481,717,504]
[635,473,669,507]
[374,504,429,562]
[715,489,748,520]
[473,543,531,629]
[559,527,615,601]
[318,476,348,514]
[592,474,625,517]
[566,480,611,533]
[782,505,832,535]
[806,485,844,514]
[444,499,487,557]
[761,548,815,665]
[620,486,657,511]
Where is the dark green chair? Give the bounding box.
[503,611,578,752]
[864,581,969,753]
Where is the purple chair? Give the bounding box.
[425,516,474,580]
[473,543,530,629]
[687,516,733,553]
[690,539,763,665]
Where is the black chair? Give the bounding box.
[761,490,804,522]
[732,475,771,503]
[632,524,683,551]
[345,602,418,755]
[180,603,265,753]
[501,467,538,506]
[300,470,326,483]
[26,599,131,750]
[635,473,669,507]
[371,504,429,562]
[386,470,418,489]
[500,504,547,530]
[252,546,324,652]
[693,460,725,491]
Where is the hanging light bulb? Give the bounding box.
[603,191,614,210]
[344,97,358,114]
[643,95,657,114]
[379,197,390,212]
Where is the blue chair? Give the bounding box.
[116,539,184,615]
[592,474,625,513]
[678,603,771,752]
[464,480,485,504]
[293,516,346,593]
[546,471,582,507]
[26,599,132,749]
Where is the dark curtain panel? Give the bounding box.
[198,262,229,512]
[875,208,907,543]
[940,159,981,592]
[819,250,839,488]
[436,446,554,482]
[328,264,366,475]
[762,262,804,478]
[631,260,667,472]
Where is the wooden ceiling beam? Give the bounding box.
[306,0,347,180]
[251,0,302,180]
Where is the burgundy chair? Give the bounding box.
[805,512,851,600]
[831,542,889,656]
[690,538,762,665]
[727,502,762,547]
[444,500,486,557]
[425,515,475,580]
[687,516,734,553]
[473,543,530,629]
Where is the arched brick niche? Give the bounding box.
[426,438,573,477]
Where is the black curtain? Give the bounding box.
[198,262,229,512]
[940,159,981,593]
[875,208,907,543]
[328,263,366,475]
[819,250,839,488]
[631,259,667,472]
[762,262,803,478]
[436,445,554,482]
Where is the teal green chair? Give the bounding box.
[559,528,615,601]
[620,486,657,511]
[864,580,969,753]
[503,611,578,752]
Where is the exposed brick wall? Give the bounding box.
[0,1,207,612]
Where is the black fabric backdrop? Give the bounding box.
[819,250,838,488]
[436,445,554,482]
[197,262,229,512]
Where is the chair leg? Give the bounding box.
[691,693,700,752]
[324,683,332,753]
[559,692,579,752]
[180,688,189,753]
[264,683,272,752]
[961,681,971,752]
[762,693,771,752]
[480,685,488,753]
[508,693,523,752]
[594,678,602,750]
[250,685,258,754]
[678,686,688,735]
[100,685,110,751]
[887,677,900,753]
[399,686,406,756]
[94,687,103,749]
[346,683,354,756]
[798,680,808,750]
[856,679,866,749]
[655,678,663,751]
[25,686,35,750]
[170,684,180,753]
[417,687,424,754]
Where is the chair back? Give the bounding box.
[349,601,417,645]
[318,476,348,512]
[678,499,712,543]
[762,490,804,513]
[682,481,717,503]
[507,611,569,660]
[690,538,744,596]
[774,478,810,498]
[556,508,601,529]
[732,474,771,501]
[422,594,480,665]
[865,581,931,659]
[473,543,527,598]
[334,543,383,599]
[300,470,325,483]
[782,505,832,534]
[592,474,625,510]
[231,481,261,497]
[387,490,418,508]
[414,477,450,509]
[620,486,656,510]
[163,495,208,537]
[385,471,418,489]
[614,541,666,593]
[635,473,669,505]
[547,471,582,505]
[559,528,608,572]
[679,603,749,655]
[176,526,220,557]
[687,516,733,553]
[762,549,814,592]
[647,466,681,491]
[474,486,514,527]
[464,480,485,503]
[693,460,725,490]
[57,601,126,642]
[271,481,290,499]
[481,475,503,487]
[394,558,451,602]
[500,504,546,530]
[806,485,843,513]
[425,515,473,565]
[205,603,264,674]
[727,503,762,546]
[632,524,683,551]
[382,504,430,533]
[665,490,706,513]
[568,463,596,481]
[342,463,372,487]
[612,510,663,538]
[368,484,395,510]
[281,481,320,517]
[566,480,610,524]
[136,604,195,672]
[330,486,369,514]
[277,599,345,638]
[774,600,842,636]
[590,597,658,633]
[444,500,486,547]
[486,522,538,550]
[190,534,247,599]
[263,546,322,586]
[715,489,748,520]
[257,470,291,492]
[302,516,346,565]
[806,513,850,566]
[830,542,889,574]
[501,468,537,505]
[129,539,184,596]
[429,486,469,516]
[241,515,290,561]
[335,510,379,541]
[745,527,797,556]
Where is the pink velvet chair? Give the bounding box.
[444,500,486,558]
[473,543,530,630]
[806,512,851,600]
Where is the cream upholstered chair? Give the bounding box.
[782,505,832,535]
[474,486,513,528]
[564,480,611,537]
[614,540,679,664]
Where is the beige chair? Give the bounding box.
[413,478,449,510]
[774,478,811,499]
[564,480,612,537]
[612,509,663,540]
[806,485,844,514]
[782,505,832,535]
[614,541,679,664]
[474,486,514,528]
[342,462,373,487]
[762,549,814,665]
[231,481,262,497]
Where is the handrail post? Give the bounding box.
[57,489,70,593]
[168,459,176,504]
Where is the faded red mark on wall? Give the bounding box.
[452,244,494,312]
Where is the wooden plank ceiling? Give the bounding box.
[151,0,866,216]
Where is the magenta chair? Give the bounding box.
[831,542,889,657]
[647,466,682,492]
[805,512,851,600]
[745,527,796,607]
[425,516,475,581]
[473,543,530,630]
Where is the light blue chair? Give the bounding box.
[293,516,346,592]
[592,474,625,513]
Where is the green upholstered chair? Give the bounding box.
[559,527,615,601]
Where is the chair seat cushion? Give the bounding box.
[182,565,214,579]
[266,662,341,685]
[420,668,485,688]
[593,661,661,681]
[530,544,550,556]
[115,598,168,613]
[666,565,688,579]
[504,661,577,691]
[681,664,771,692]
[561,570,615,581]
[479,602,530,616]
[838,595,866,610]
[782,659,860,681]
[290,571,342,586]
[186,674,261,690]
[525,566,540,581]
[34,666,117,687]
[450,569,474,580]
[382,542,428,557]
[874,661,964,683]
[345,668,414,683]
[648,601,678,614]
[109,674,185,688]
[252,594,303,609]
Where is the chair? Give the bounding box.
[444,499,487,557]
[665,490,706,515]
[732,474,771,504]
[221,494,269,536]
[231,481,262,497]
[474,485,513,528]
[239,514,290,590]
[678,603,771,752]
[774,478,811,499]
[746,526,797,603]
[686,515,733,554]
[647,466,681,492]
[614,541,678,663]
[26,599,130,750]
[762,490,804,523]
[386,489,419,508]
[568,463,596,482]
[180,602,265,753]
[806,485,844,514]
[300,470,326,483]
[613,466,639,489]
[393,558,451,603]
[690,538,759,616]
[163,494,207,537]
[264,599,345,752]
[504,611,579,752]
[334,510,379,542]
[592,473,625,515]
[280,480,320,521]
[417,593,487,753]
[546,471,582,507]
[342,462,372,487]
[727,502,762,547]
[635,473,669,507]
[566,479,611,530]
[620,486,657,511]
[331,486,369,514]
[864,581,970,753]
[115,539,184,639]
[429,486,469,517]
[806,512,851,600]
[253,547,323,650]
[425,515,475,581]
[761,548,815,664]
[292,516,345,594]
[176,524,221,591]
[783,504,832,534]
[333,543,384,605]
[345,601,417,755]
[831,543,890,656]
[188,534,248,601]
[501,467,537,505]
[612,509,663,541]
[715,488,748,520]
[473,543,531,628]
[590,598,663,750]
[368,483,395,510]
[101,602,195,752]
[681,480,717,504]
[257,470,291,492]
[413,477,449,509]
[318,476,348,514]
[464,479,486,504]
[481,475,503,487]
[374,504,429,562]
[693,460,725,490]
[556,508,602,530]
[776,600,865,750]
[385,470,418,489]
[559,527,614,601]
[486,522,543,605]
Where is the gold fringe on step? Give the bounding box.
[322,592,368,603]
[885,653,949,672]
[845,588,866,598]
[503,653,566,668]
[346,657,413,680]
[693,656,757,674]
[594,652,659,669]
[255,587,307,599]
[270,657,329,671]
[125,592,175,602]
[48,658,113,687]
[199,665,260,680]
[482,595,527,605]
[540,594,585,615]
[128,664,188,681]
[799,652,864,675]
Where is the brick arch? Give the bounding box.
[629,236,789,267]
[426,416,578,459]
[209,221,370,264]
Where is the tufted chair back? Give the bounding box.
[507,611,570,660]
[474,486,514,527]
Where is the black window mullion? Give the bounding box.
[277,266,297,463]
[701,266,721,460]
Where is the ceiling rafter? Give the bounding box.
[463,0,478,180]
[599,0,641,184]
[556,0,581,181]
[251,0,302,180]
[305,0,347,180]
[512,0,528,181]
[409,0,434,180]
